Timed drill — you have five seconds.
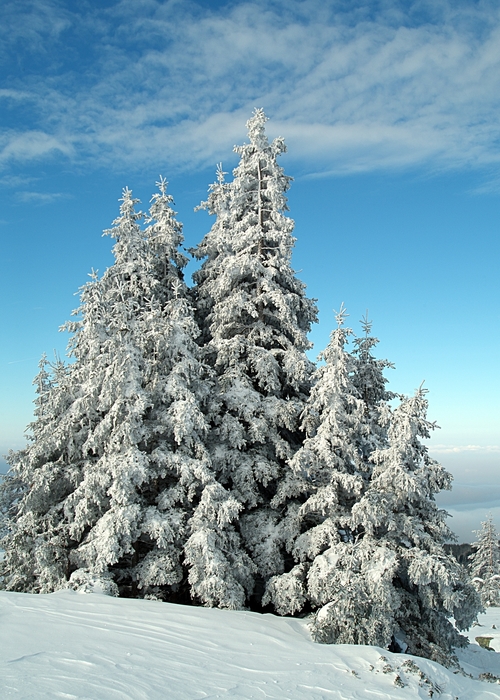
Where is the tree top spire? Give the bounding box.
[360,310,372,336]
[246,108,269,149]
[334,302,349,327]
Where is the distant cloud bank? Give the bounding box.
[431,444,500,454]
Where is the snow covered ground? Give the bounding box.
[1,590,499,699]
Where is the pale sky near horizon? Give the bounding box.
[0,0,499,542]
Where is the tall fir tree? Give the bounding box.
[191,164,233,349]
[191,109,318,606]
[469,515,500,607]
[0,182,217,600]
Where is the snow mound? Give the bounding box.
[1,590,498,699]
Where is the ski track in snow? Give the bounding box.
[1,590,500,699]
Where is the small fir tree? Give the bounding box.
[351,312,394,460]
[470,515,500,607]
[266,326,479,663]
[0,355,74,592]
[264,307,381,620]
[347,387,480,664]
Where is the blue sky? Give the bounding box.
[1,0,499,541]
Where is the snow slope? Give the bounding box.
[1,590,499,699]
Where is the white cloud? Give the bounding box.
[0,89,34,101]
[0,131,73,165]
[430,444,500,454]
[2,0,500,176]
[15,191,69,204]
[0,174,37,188]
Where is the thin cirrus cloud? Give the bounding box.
[0,130,73,167]
[15,191,69,204]
[1,0,500,177]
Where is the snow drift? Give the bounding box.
[1,590,499,699]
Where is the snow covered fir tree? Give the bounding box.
[469,515,500,607]
[0,181,219,601]
[0,110,480,664]
[263,308,479,665]
[189,109,318,608]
